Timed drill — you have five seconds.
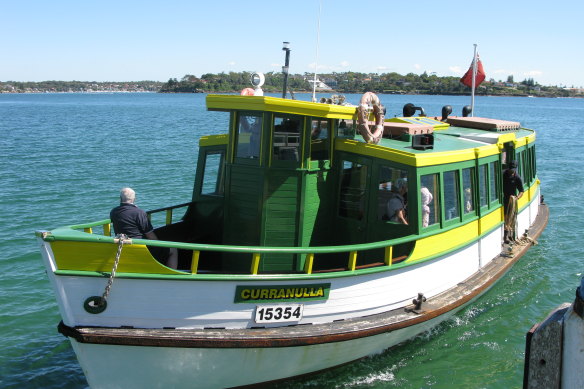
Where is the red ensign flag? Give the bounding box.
[460,56,486,88]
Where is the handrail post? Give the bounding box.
[165,209,173,225]
[348,251,357,271]
[84,227,93,234]
[384,246,393,266]
[251,253,261,275]
[304,253,314,274]
[103,223,111,237]
[191,251,200,274]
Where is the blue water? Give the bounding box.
[0,93,582,388]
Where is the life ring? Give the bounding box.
[240,88,255,96]
[357,92,384,144]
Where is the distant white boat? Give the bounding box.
[308,79,332,90]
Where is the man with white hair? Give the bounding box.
[110,187,178,269]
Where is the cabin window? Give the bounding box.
[378,166,408,223]
[273,115,301,162]
[519,149,525,182]
[478,164,488,208]
[443,170,460,221]
[532,146,537,182]
[462,167,475,214]
[336,119,356,139]
[488,161,498,204]
[339,161,368,220]
[201,150,225,196]
[235,113,262,159]
[310,119,329,161]
[421,174,439,228]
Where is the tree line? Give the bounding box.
[0,81,163,93]
[159,71,582,98]
[2,73,581,98]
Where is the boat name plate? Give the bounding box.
[234,283,331,303]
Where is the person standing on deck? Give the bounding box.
[110,187,178,269]
[503,161,524,243]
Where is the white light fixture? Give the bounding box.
[251,72,265,96]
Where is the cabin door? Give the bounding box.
[337,158,372,244]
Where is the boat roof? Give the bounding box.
[207,94,356,120]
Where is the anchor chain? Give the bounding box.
[83,234,130,314]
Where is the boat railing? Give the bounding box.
[44,202,418,275]
[76,202,192,236]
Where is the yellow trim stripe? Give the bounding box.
[406,220,479,263]
[336,139,500,167]
[479,207,504,235]
[407,180,539,263]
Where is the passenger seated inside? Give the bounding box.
[464,187,473,213]
[421,186,433,227]
[110,187,178,269]
[386,178,408,225]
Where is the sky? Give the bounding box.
[2,0,584,87]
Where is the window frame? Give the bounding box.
[269,113,304,168]
[233,111,263,165]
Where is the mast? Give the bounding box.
[282,42,291,99]
[470,43,477,117]
[311,0,322,102]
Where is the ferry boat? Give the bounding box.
[37,81,548,388]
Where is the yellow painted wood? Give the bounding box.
[406,220,480,263]
[84,227,93,234]
[518,180,539,210]
[304,253,314,274]
[206,95,357,120]
[335,139,499,168]
[384,246,393,266]
[191,251,200,274]
[199,134,228,147]
[479,207,504,235]
[251,253,261,275]
[51,241,180,274]
[165,209,172,225]
[348,251,357,271]
[496,132,517,145]
[103,223,111,237]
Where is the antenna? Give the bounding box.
[311,0,322,103]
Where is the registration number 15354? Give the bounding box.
[254,304,303,324]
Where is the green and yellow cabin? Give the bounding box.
[173,94,539,274]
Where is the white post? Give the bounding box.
[470,43,478,117]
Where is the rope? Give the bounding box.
[504,195,518,241]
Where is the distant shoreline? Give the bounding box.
[2,90,582,99]
[3,71,584,98]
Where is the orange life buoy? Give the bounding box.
[357,92,384,144]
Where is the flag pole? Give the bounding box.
[311,0,322,103]
[470,43,477,117]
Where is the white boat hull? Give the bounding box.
[70,310,452,389]
[43,194,546,388]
